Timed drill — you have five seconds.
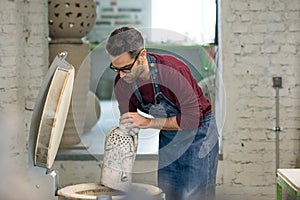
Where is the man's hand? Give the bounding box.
[120,112,151,129]
[120,112,181,130]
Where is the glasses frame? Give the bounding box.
[109,49,143,73]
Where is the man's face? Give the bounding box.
[110,52,144,84]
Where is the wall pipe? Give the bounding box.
[272,76,282,174]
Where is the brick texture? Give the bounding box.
[217,0,300,199]
[0,0,48,194]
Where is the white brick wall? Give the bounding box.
[5,1,46,121]
[0,0,48,199]
[0,0,48,110]
[218,0,300,199]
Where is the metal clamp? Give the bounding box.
[58,51,68,60]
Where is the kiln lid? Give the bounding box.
[31,52,75,169]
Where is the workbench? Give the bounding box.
[276,169,300,200]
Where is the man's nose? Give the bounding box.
[119,71,126,78]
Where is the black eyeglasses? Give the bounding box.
[109,49,143,73]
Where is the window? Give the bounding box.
[86,0,217,45]
[151,0,216,45]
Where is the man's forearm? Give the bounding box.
[149,116,181,130]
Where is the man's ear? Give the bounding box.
[140,49,147,59]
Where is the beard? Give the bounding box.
[122,74,136,84]
[122,61,144,84]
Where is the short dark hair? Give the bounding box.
[106,26,144,58]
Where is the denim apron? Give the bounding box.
[132,54,219,200]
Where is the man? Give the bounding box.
[105,26,219,200]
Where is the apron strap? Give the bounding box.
[148,54,161,95]
[132,82,144,104]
